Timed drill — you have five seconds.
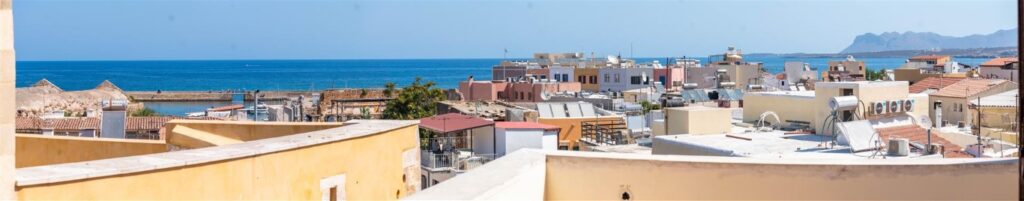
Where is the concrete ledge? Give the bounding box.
[15,120,417,186]
[405,149,547,200]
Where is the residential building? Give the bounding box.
[685,47,765,89]
[978,57,1019,82]
[823,56,867,81]
[768,61,818,90]
[928,78,1017,128]
[743,81,930,135]
[597,66,655,92]
[893,55,972,84]
[418,113,496,188]
[573,68,601,92]
[907,77,965,94]
[457,76,581,102]
[969,90,1019,144]
[533,102,626,150]
[653,64,685,91]
[15,117,100,137]
[318,89,392,121]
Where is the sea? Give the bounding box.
[15,56,993,116]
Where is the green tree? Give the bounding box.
[383,81,396,98]
[864,68,887,81]
[382,77,446,120]
[639,100,661,114]
[131,107,159,117]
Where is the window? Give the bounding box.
[590,76,597,84]
[614,73,621,83]
[841,88,854,96]
[604,74,610,82]
[562,74,569,82]
[577,76,584,82]
[659,76,666,85]
[630,76,642,85]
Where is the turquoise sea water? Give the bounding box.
[16,56,992,91]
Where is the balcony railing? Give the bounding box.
[421,151,498,170]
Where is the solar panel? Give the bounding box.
[550,102,567,118]
[566,103,584,117]
[836,120,880,152]
[537,103,554,118]
[580,103,597,117]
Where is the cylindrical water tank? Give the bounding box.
[829,96,858,111]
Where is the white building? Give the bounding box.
[492,122,561,156]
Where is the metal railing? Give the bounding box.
[421,151,499,170]
[581,119,631,146]
[421,136,471,152]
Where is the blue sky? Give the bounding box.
[11,0,1018,61]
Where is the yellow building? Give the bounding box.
[573,68,600,92]
[928,79,1017,128]
[13,120,423,200]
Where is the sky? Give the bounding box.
[10,0,1019,61]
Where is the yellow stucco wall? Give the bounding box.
[742,93,815,125]
[16,124,420,200]
[574,68,600,92]
[15,134,167,168]
[544,154,1018,200]
[663,106,731,135]
[1,0,15,199]
[165,120,346,148]
[538,116,623,149]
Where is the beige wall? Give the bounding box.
[16,124,420,200]
[15,134,167,168]
[813,82,911,134]
[742,93,815,125]
[664,106,731,135]
[930,82,1017,127]
[1,0,15,199]
[165,120,346,148]
[544,154,1018,200]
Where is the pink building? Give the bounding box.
[458,77,581,102]
[654,67,685,91]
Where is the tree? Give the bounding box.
[131,107,159,117]
[382,77,446,120]
[639,100,661,114]
[864,68,887,81]
[383,81,396,98]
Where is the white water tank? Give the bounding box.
[829,96,858,111]
[887,138,910,156]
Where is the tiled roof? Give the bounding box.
[15,117,100,130]
[908,77,965,93]
[875,125,972,158]
[420,113,494,133]
[495,122,560,131]
[17,116,221,132]
[979,57,1018,67]
[929,79,1011,98]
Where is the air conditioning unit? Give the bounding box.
[888,100,900,113]
[873,101,886,115]
[903,99,914,112]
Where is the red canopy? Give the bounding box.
[419,113,494,133]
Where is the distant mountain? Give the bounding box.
[749,46,1018,59]
[840,28,1018,53]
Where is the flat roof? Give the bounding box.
[746,90,815,98]
[495,121,560,130]
[654,132,857,158]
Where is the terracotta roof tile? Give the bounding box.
[875,125,972,158]
[16,117,100,130]
[979,57,1018,67]
[908,77,965,93]
[930,79,1011,98]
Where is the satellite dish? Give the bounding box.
[540,91,551,101]
[918,115,932,128]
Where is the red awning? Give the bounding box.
[419,113,494,133]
